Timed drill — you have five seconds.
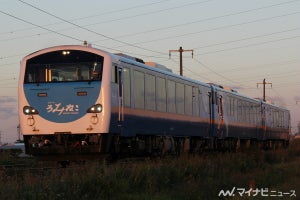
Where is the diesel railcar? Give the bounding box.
[18,45,290,156]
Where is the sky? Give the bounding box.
[0,0,300,143]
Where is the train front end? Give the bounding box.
[18,45,111,155]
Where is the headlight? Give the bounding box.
[87,104,102,113]
[23,106,39,115]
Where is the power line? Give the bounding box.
[3,0,299,58]
[0,10,83,43]
[197,35,300,56]
[270,87,285,102]
[123,11,300,48]
[0,0,174,36]
[0,9,153,56]
[17,0,166,55]
[207,58,300,76]
[4,0,299,41]
[0,77,16,82]
[69,0,175,22]
[192,57,250,89]
[1,1,294,87]
[99,0,300,41]
[81,0,214,27]
[168,58,215,83]
[1,0,296,55]
[193,27,300,50]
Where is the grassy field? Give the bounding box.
[0,140,299,200]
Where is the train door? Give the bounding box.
[210,87,225,138]
[192,86,200,116]
[117,66,124,123]
[209,86,216,137]
[216,94,225,138]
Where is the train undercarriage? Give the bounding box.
[23,133,289,158]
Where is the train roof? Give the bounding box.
[22,45,112,61]
[112,53,211,88]
[22,44,289,112]
[262,100,290,111]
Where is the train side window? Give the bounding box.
[202,88,210,114]
[249,104,253,124]
[123,67,131,107]
[243,102,247,122]
[145,74,156,110]
[176,82,184,114]
[157,77,166,112]
[185,85,192,115]
[281,112,284,127]
[275,110,279,127]
[237,100,242,122]
[167,80,176,113]
[271,109,275,128]
[248,103,251,123]
[257,106,261,125]
[253,106,256,125]
[230,97,235,118]
[230,97,233,117]
[134,70,145,109]
[233,99,238,121]
[227,96,231,116]
[245,102,249,123]
[254,104,259,125]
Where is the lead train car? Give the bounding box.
[18,45,290,156]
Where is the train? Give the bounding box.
[18,44,291,156]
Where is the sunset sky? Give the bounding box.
[1,0,300,143]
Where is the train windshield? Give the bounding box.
[24,50,104,83]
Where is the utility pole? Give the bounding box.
[257,78,272,102]
[169,46,193,76]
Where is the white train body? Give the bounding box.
[18,45,291,156]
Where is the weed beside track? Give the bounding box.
[0,140,300,200]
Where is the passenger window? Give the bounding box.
[167,80,176,113]
[157,77,166,112]
[185,85,192,115]
[202,88,210,114]
[134,70,145,109]
[176,82,184,114]
[145,74,156,110]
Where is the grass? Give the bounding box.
[0,140,300,200]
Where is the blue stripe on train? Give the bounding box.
[23,82,101,123]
